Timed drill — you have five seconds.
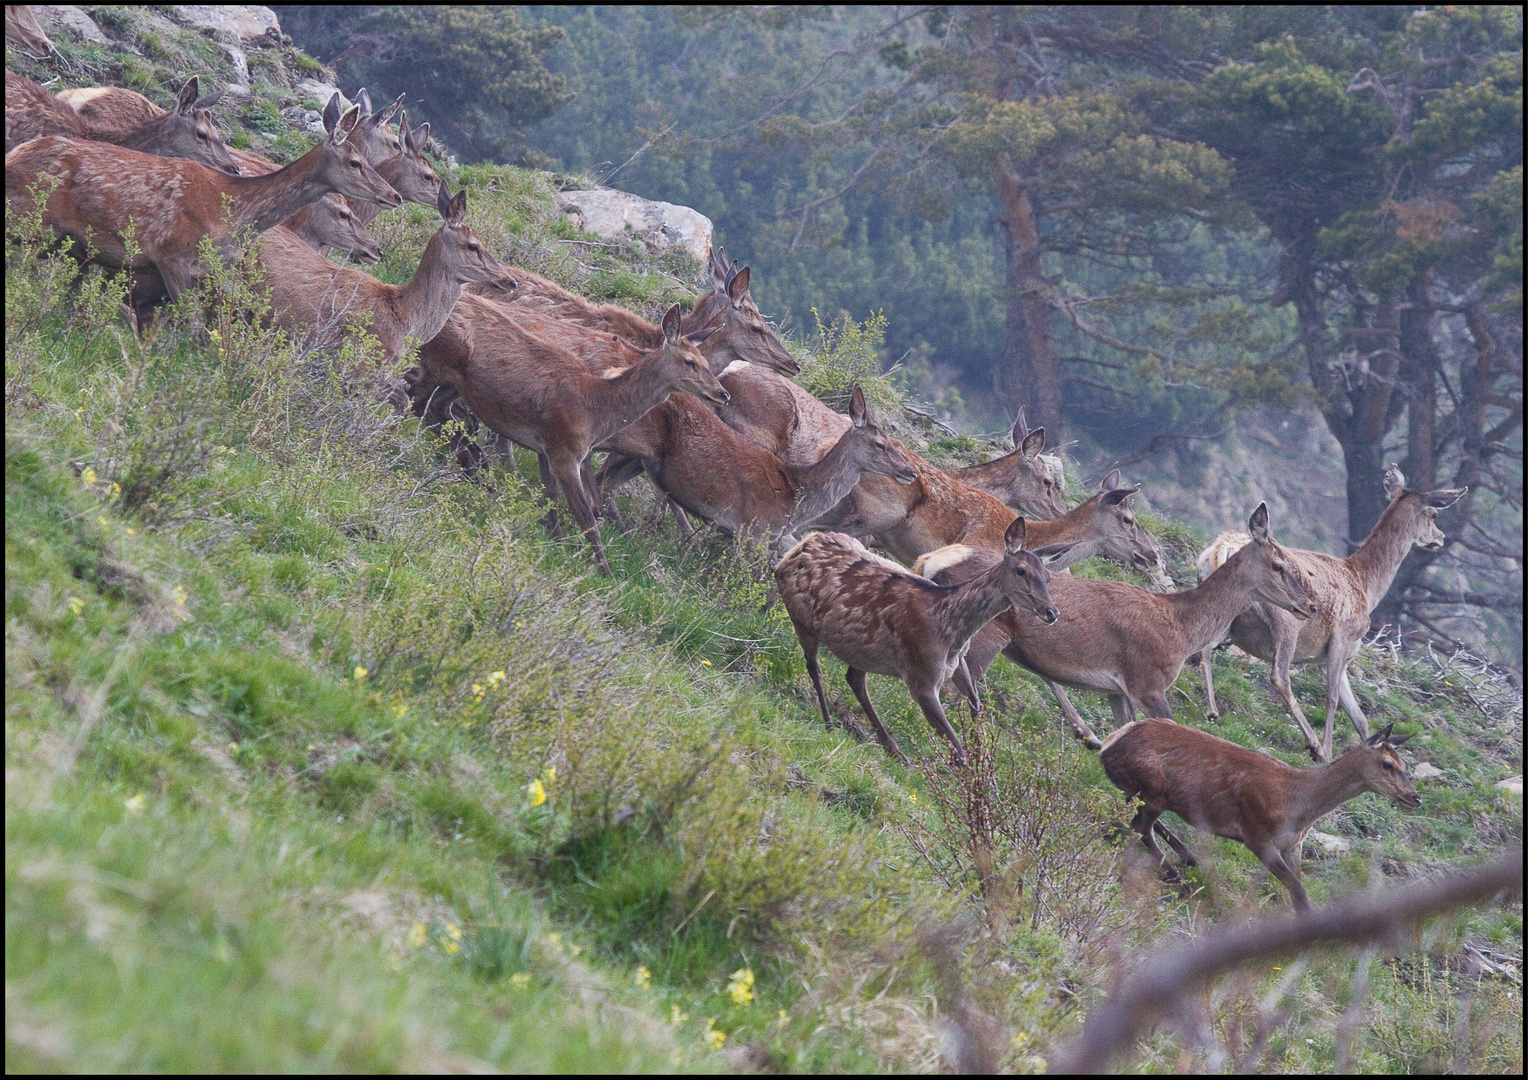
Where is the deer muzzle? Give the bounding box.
[1041,606,1059,624]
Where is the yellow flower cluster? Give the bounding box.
[510,972,531,989]
[353,666,368,682]
[123,793,146,815]
[471,669,507,704]
[527,778,547,807]
[634,965,652,991]
[80,465,97,485]
[703,1018,727,1050]
[440,922,462,955]
[669,1004,689,1025]
[726,967,754,1006]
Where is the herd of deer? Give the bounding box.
[5,51,1467,911]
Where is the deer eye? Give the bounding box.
[468,243,480,252]
[1016,566,1026,576]
[350,159,363,169]
[1382,760,1394,770]
[1273,562,1285,573]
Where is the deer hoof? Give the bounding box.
[1083,735,1102,751]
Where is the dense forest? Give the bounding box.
[285,4,1524,667]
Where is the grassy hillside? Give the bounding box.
[6,10,1523,1073]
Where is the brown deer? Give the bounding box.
[1100,718,1419,912]
[776,518,1071,765]
[6,105,402,299]
[6,72,238,173]
[596,385,917,552]
[948,408,1065,518]
[5,5,54,58]
[1195,465,1467,761]
[229,147,380,262]
[918,504,1316,746]
[347,106,442,227]
[411,297,728,574]
[259,181,514,367]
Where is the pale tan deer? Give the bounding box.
[411,297,728,574]
[229,147,380,262]
[6,72,238,173]
[919,504,1317,746]
[5,105,402,299]
[259,181,514,370]
[596,385,917,551]
[1195,465,1467,761]
[5,5,54,58]
[776,518,1071,765]
[1100,718,1419,911]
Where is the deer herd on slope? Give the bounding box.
[6,49,1470,910]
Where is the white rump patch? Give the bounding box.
[1098,720,1147,752]
[915,544,979,581]
[719,359,752,378]
[1196,530,1252,582]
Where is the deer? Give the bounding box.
[258,180,514,372]
[948,407,1065,518]
[595,385,917,552]
[228,147,380,262]
[410,297,728,575]
[6,71,239,173]
[1100,717,1419,912]
[776,518,1072,765]
[6,5,55,59]
[345,104,443,228]
[917,503,1317,748]
[5,104,403,300]
[1195,465,1468,761]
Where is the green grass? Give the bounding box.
[5,20,1522,1070]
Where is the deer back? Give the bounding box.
[8,71,89,151]
[715,362,851,465]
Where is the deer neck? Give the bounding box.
[597,354,687,437]
[1163,551,1269,657]
[392,231,464,347]
[1344,502,1416,611]
[931,560,1026,651]
[1026,499,1102,570]
[788,432,872,528]
[225,148,333,233]
[1284,752,1370,834]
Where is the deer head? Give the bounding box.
[655,304,729,405]
[305,195,382,262]
[1090,468,1159,571]
[691,264,801,376]
[147,76,240,174]
[433,181,515,293]
[840,386,917,485]
[1352,723,1421,807]
[999,516,1072,624]
[318,104,403,208]
[324,90,405,165]
[1242,502,1318,620]
[1382,464,1467,551]
[383,110,443,205]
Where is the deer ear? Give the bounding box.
[448,189,467,225]
[710,246,731,288]
[1004,516,1028,554]
[375,92,405,126]
[174,76,200,115]
[662,304,683,342]
[322,92,342,134]
[397,109,412,144]
[1019,426,1046,458]
[411,121,430,154]
[1101,468,1121,492]
[1366,722,1395,747]
[195,87,227,112]
[355,87,373,116]
[1388,732,1413,748]
[1102,485,1140,507]
[728,265,751,305]
[1033,540,1075,565]
[685,323,721,346]
[1248,502,1271,544]
[436,178,453,221]
[849,385,868,427]
[332,106,362,144]
[1423,487,1466,509]
[1383,463,1406,501]
[1012,405,1029,446]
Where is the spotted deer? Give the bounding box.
[410,298,727,575]
[1101,718,1419,911]
[918,504,1317,747]
[776,518,1071,765]
[1195,465,1467,761]
[6,72,238,173]
[5,105,402,299]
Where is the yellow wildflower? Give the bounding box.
[776,1009,789,1028]
[1012,1031,1030,1049]
[123,793,146,815]
[81,465,97,485]
[669,1004,689,1025]
[545,932,562,952]
[124,527,135,536]
[700,658,712,667]
[440,922,462,954]
[510,972,531,989]
[569,943,583,957]
[97,516,109,527]
[544,765,556,783]
[908,791,917,804]
[635,965,652,990]
[471,683,485,702]
[228,742,240,754]
[703,1018,727,1050]
[527,778,547,808]
[407,922,426,949]
[394,702,408,718]
[353,666,368,682]
[726,967,754,1006]
[487,670,506,687]
[207,328,221,342]
[109,481,121,501]
[68,596,85,615]
[171,585,187,608]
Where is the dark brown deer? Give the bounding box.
[411,297,727,574]
[776,518,1071,764]
[596,385,917,551]
[229,147,380,262]
[259,181,514,365]
[1196,465,1467,761]
[6,72,238,173]
[1100,718,1419,911]
[6,105,402,299]
[5,5,54,58]
[919,504,1316,746]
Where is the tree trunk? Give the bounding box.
[1400,270,1439,491]
[992,159,1062,433]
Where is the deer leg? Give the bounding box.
[666,494,696,538]
[909,681,968,766]
[845,668,908,764]
[551,452,612,577]
[1337,669,1370,741]
[952,658,981,715]
[1254,844,1310,913]
[1320,658,1346,763]
[535,453,565,539]
[1199,648,1221,719]
[1270,633,1324,761]
[1130,808,1169,865]
[798,634,836,733]
[1153,820,1199,866]
[1046,679,1101,749]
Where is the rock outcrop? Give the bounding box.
[555,187,712,265]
